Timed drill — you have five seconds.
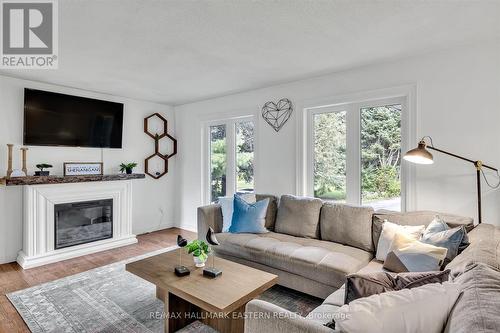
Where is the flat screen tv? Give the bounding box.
[24,88,123,148]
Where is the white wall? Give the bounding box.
[0,76,177,263]
[175,40,500,231]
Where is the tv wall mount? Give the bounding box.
[144,113,177,179]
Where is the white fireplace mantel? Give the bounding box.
[18,180,137,269]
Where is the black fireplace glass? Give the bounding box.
[54,199,113,249]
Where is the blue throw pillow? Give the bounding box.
[228,194,269,234]
[420,216,468,263]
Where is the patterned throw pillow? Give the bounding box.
[344,269,450,304]
[420,216,469,264]
[376,221,426,261]
[383,232,448,273]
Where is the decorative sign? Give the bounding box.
[64,162,103,176]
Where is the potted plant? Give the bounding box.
[120,162,138,174]
[35,164,52,176]
[185,239,211,267]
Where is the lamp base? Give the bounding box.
[174,265,190,277]
[203,267,222,278]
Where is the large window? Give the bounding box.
[207,117,255,203]
[308,97,407,211]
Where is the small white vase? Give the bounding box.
[193,256,207,267]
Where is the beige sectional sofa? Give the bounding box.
[197,194,500,332]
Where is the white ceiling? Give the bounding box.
[2,0,500,105]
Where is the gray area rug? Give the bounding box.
[8,248,323,333]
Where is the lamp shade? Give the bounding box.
[403,141,434,165]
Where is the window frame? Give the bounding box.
[203,115,256,204]
[304,92,414,211]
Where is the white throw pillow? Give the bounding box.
[334,282,460,333]
[376,221,425,261]
[219,194,256,232]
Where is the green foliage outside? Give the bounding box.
[314,105,401,202]
[210,122,254,202]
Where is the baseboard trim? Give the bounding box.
[17,236,138,269]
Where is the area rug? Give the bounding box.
[7,247,323,333]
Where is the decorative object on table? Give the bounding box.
[144,113,177,179]
[63,162,103,176]
[404,136,500,224]
[175,235,190,277]
[261,98,293,132]
[20,147,28,175]
[6,144,14,178]
[35,164,53,176]
[203,227,222,278]
[119,162,138,175]
[185,239,210,267]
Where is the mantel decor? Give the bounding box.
[144,113,177,179]
[261,98,293,132]
[64,162,103,176]
[404,136,500,224]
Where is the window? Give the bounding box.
[313,110,347,201]
[307,97,407,211]
[209,124,227,202]
[206,117,255,203]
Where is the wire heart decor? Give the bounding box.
[261,98,293,132]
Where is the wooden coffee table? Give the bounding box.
[126,248,278,333]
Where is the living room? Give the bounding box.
[0,1,499,332]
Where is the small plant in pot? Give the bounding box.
[120,162,138,174]
[35,164,52,176]
[185,240,211,267]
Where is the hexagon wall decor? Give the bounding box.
[144,113,177,179]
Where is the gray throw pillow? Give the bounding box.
[274,195,323,239]
[345,269,450,304]
[420,216,469,264]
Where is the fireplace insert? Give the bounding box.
[54,199,113,249]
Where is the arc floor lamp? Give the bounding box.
[403,136,500,224]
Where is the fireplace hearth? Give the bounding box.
[55,199,113,249]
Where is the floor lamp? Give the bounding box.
[403,136,500,224]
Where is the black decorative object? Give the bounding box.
[174,235,190,277]
[203,227,222,278]
[144,113,177,179]
[261,98,293,132]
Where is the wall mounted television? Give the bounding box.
[23,88,124,148]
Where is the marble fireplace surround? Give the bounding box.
[18,180,138,269]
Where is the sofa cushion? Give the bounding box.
[214,232,373,288]
[320,203,374,252]
[445,223,500,277]
[344,269,450,304]
[275,195,323,239]
[372,210,474,251]
[334,282,460,333]
[383,232,448,273]
[256,194,278,231]
[445,263,500,333]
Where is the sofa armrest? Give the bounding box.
[197,204,223,240]
[244,300,335,333]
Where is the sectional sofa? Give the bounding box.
[198,194,500,332]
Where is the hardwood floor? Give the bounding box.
[0,227,196,333]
